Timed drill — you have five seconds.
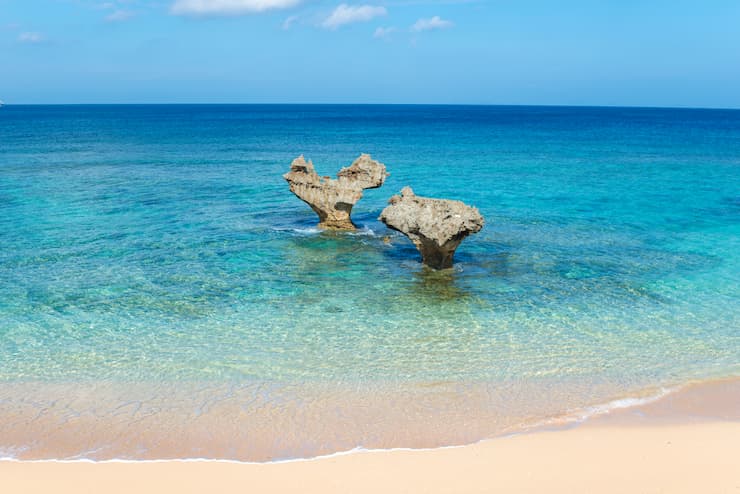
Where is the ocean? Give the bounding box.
[0,104,738,460]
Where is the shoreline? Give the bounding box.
[1,377,737,493]
[0,376,737,464]
[0,380,692,465]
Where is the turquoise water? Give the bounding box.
[0,105,738,460]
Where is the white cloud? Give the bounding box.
[322,4,387,30]
[106,9,136,21]
[410,15,452,32]
[373,26,395,39]
[18,32,44,43]
[170,0,301,16]
[282,14,298,30]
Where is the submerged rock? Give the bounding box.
[284,154,389,230]
[379,187,484,269]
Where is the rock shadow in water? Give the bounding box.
[407,267,472,303]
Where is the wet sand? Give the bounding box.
[0,378,677,461]
[1,378,738,493]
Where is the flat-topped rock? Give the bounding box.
[284,154,389,230]
[379,187,484,269]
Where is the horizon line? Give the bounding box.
[2,102,740,111]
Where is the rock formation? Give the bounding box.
[284,154,389,230]
[379,187,484,269]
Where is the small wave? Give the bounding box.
[575,391,672,417]
[349,226,377,237]
[0,443,474,466]
[272,225,379,237]
[291,227,321,235]
[520,385,680,433]
[271,226,322,235]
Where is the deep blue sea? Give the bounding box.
[0,105,738,460]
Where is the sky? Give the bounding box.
[1,0,740,107]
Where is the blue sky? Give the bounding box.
[1,0,740,107]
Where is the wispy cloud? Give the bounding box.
[106,9,136,22]
[322,4,387,30]
[170,0,301,16]
[410,15,452,32]
[373,26,395,39]
[17,32,44,43]
[282,14,299,30]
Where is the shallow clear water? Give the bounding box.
[0,105,738,460]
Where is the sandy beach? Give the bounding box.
[2,379,738,494]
